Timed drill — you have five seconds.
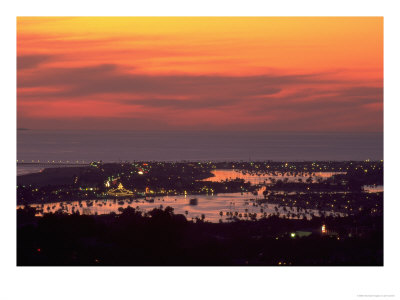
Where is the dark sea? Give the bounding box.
[17,130,383,164]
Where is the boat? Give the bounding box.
[189,198,198,205]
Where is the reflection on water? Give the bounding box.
[17,169,349,222]
[363,185,384,193]
[18,187,345,223]
[17,166,44,176]
[204,169,346,185]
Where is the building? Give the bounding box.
[107,183,134,197]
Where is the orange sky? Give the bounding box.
[17,17,383,131]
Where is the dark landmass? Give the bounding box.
[17,160,383,266]
[17,162,219,204]
[17,160,383,205]
[17,206,383,266]
[252,191,383,218]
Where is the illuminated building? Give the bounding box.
[107,183,134,197]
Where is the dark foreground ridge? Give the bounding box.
[17,206,383,266]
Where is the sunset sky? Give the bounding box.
[17,17,383,131]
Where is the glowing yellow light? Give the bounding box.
[138,171,144,175]
[290,233,295,238]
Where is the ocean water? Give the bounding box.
[17,130,383,163]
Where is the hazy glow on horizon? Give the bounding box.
[17,17,383,131]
